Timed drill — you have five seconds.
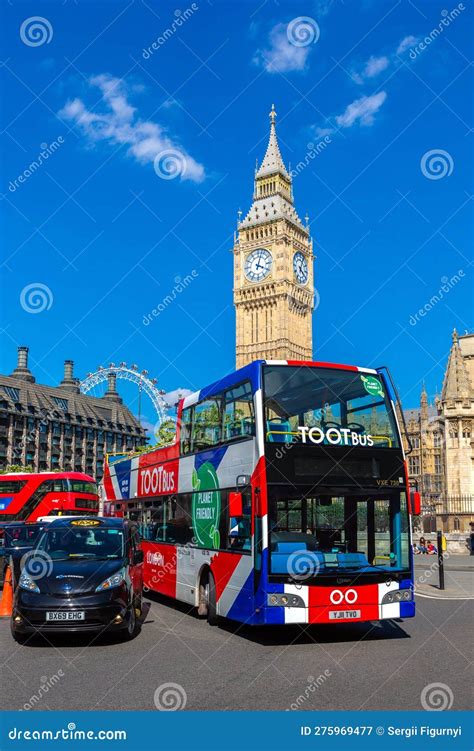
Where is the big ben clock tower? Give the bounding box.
[233,105,314,369]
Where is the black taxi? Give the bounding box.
[11,516,143,643]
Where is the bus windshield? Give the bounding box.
[264,365,400,448]
[269,490,410,577]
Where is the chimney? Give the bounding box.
[60,359,80,393]
[103,372,122,403]
[11,346,35,383]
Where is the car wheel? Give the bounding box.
[207,573,219,627]
[123,599,141,641]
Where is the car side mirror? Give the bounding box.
[133,549,144,564]
[410,490,421,516]
[229,491,243,517]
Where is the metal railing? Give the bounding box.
[422,495,474,516]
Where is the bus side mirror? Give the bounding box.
[410,490,421,516]
[229,492,243,518]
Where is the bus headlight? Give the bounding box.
[382,589,413,604]
[95,569,125,592]
[19,572,40,593]
[267,593,305,608]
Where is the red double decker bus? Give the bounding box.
[0,472,99,523]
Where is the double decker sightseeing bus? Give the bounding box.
[0,471,99,523]
[103,360,419,627]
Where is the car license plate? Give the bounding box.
[329,610,361,620]
[46,611,85,621]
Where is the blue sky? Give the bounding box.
[1,0,472,432]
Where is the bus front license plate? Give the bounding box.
[46,611,85,621]
[329,610,361,620]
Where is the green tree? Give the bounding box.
[0,464,34,474]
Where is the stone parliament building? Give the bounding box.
[403,331,474,534]
[0,346,145,479]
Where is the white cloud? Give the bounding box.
[352,54,390,84]
[59,74,205,182]
[314,0,337,17]
[254,23,311,73]
[335,91,387,128]
[364,55,390,78]
[315,126,334,138]
[396,35,419,54]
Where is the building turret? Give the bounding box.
[60,359,80,393]
[11,346,35,383]
[103,372,123,404]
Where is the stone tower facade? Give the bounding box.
[440,330,474,499]
[233,106,314,369]
[403,330,474,533]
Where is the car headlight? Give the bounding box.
[382,589,413,604]
[95,569,125,592]
[19,572,40,593]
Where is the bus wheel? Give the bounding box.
[207,573,218,627]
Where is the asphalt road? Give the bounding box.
[0,593,472,711]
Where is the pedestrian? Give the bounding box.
[426,540,437,555]
[417,536,428,554]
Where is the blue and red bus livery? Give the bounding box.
[103,360,418,626]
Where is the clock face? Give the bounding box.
[293,252,309,285]
[244,249,272,282]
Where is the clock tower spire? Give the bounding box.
[233,106,314,368]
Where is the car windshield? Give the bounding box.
[264,365,400,448]
[3,525,43,548]
[269,490,410,577]
[37,527,125,560]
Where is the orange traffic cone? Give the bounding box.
[0,566,13,618]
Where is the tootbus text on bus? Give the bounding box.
[102,359,420,627]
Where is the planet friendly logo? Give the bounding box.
[361,375,384,398]
[192,462,221,549]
